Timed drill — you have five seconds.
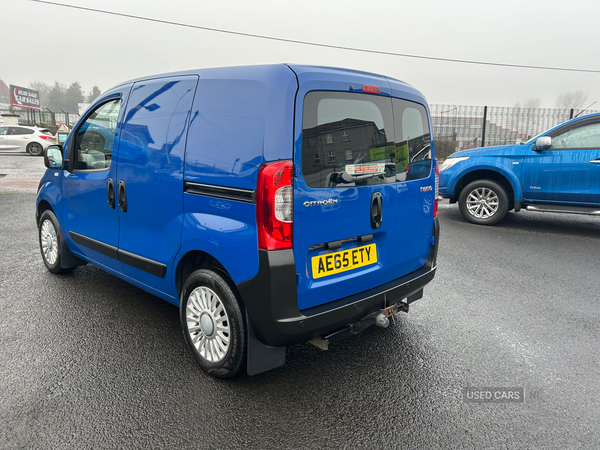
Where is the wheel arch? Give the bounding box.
[453,166,521,204]
[175,250,234,301]
[37,199,54,224]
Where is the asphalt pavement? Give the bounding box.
[1,154,599,449]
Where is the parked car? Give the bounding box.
[439,113,600,225]
[36,64,439,378]
[0,125,55,156]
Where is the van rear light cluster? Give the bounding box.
[434,158,439,218]
[257,160,293,250]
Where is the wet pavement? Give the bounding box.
[1,154,599,449]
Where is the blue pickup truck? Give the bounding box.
[439,113,600,225]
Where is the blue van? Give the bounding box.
[36,64,439,377]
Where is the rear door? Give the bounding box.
[293,78,434,311]
[522,118,600,204]
[6,126,33,150]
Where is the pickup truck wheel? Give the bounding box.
[38,210,75,274]
[180,269,246,378]
[458,179,508,225]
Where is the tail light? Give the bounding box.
[257,160,293,250]
[434,158,439,218]
[362,85,381,94]
[39,135,53,140]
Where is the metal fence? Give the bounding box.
[0,108,79,132]
[431,105,600,159]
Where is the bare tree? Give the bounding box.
[514,98,540,109]
[29,81,51,107]
[556,91,588,109]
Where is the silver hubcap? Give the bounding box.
[186,286,230,363]
[466,187,499,219]
[40,219,58,265]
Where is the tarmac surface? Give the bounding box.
[1,152,599,449]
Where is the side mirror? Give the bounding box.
[534,136,552,151]
[44,145,64,169]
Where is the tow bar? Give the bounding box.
[309,301,409,350]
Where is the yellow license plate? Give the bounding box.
[311,243,377,279]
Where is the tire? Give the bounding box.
[180,269,246,378]
[27,142,44,156]
[458,179,509,225]
[80,131,105,151]
[38,210,75,274]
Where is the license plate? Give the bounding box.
[311,243,377,279]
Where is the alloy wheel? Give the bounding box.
[466,187,500,219]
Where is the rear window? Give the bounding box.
[39,129,52,135]
[301,91,431,188]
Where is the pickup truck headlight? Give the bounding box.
[440,157,469,171]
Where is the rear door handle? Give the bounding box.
[107,178,115,209]
[370,192,383,229]
[118,180,127,213]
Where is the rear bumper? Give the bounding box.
[237,218,439,347]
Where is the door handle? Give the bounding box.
[107,178,115,209]
[370,192,383,229]
[590,159,600,164]
[118,180,127,213]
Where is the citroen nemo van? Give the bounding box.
[36,64,439,377]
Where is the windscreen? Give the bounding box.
[301,91,431,188]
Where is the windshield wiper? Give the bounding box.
[327,170,385,186]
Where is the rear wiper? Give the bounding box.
[327,171,385,186]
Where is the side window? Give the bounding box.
[0,127,7,135]
[552,122,600,149]
[11,127,34,135]
[74,98,122,170]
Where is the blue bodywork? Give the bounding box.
[37,64,437,315]
[439,113,600,207]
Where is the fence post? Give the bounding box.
[481,106,487,147]
[61,109,69,127]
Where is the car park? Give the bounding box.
[36,64,439,378]
[0,125,56,156]
[439,113,600,225]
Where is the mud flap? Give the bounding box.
[246,312,286,376]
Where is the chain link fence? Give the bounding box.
[431,105,600,159]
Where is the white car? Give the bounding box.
[0,125,56,156]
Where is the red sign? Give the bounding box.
[10,85,41,110]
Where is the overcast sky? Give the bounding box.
[2,0,599,108]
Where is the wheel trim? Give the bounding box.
[186,286,230,363]
[466,188,500,219]
[40,219,59,265]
